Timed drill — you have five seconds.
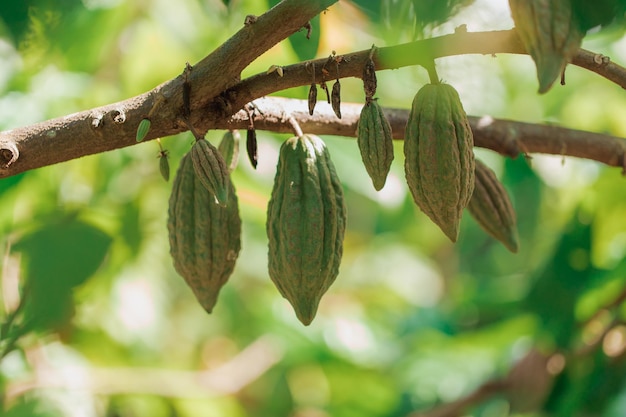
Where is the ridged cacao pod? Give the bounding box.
[190,138,230,207]
[267,134,346,325]
[218,130,240,173]
[357,100,394,191]
[168,152,241,313]
[468,159,519,253]
[509,0,584,93]
[404,83,475,242]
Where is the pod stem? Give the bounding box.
[425,60,440,85]
[288,115,304,138]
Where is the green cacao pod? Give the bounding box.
[168,152,241,313]
[468,159,519,253]
[357,100,394,191]
[509,0,584,93]
[218,130,240,173]
[267,134,346,325]
[191,138,230,207]
[404,83,475,242]
[159,149,170,182]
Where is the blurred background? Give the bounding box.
[1,0,626,416]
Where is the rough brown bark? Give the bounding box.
[0,22,625,178]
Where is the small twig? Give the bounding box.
[0,285,30,359]
[5,336,284,401]
[287,115,303,137]
[425,60,440,84]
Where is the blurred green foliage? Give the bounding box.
[0,1,626,416]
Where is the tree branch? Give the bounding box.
[214,97,626,169]
[1,27,625,178]
[0,0,337,177]
[5,336,283,402]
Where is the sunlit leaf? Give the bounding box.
[0,2,29,44]
[524,210,597,348]
[119,201,142,254]
[14,215,112,330]
[411,0,475,30]
[0,173,25,196]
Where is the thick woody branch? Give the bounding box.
[217,97,626,168]
[210,29,626,118]
[1,28,625,178]
[0,0,337,177]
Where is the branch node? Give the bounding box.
[91,113,104,130]
[593,53,610,66]
[244,15,257,26]
[0,141,19,169]
[303,21,312,39]
[111,108,127,124]
[560,142,567,166]
[147,92,167,119]
[494,122,522,157]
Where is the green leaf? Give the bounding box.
[0,173,25,196]
[268,0,320,61]
[14,215,112,331]
[502,156,542,243]
[0,2,29,44]
[411,0,475,30]
[524,210,596,348]
[119,201,143,253]
[544,349,626,416]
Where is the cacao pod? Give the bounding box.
[168,152,242,313]
[509,0,584,93]
[159,149,170,182]
[246,127,258,169]
[308,83,318,115]
[468,159,519,253]
[357,100,394,191]
[404,82,475,242]
[190,138,230,207]
[267,134,346,325]
[331,80,341,119]
[218,130,240,173]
